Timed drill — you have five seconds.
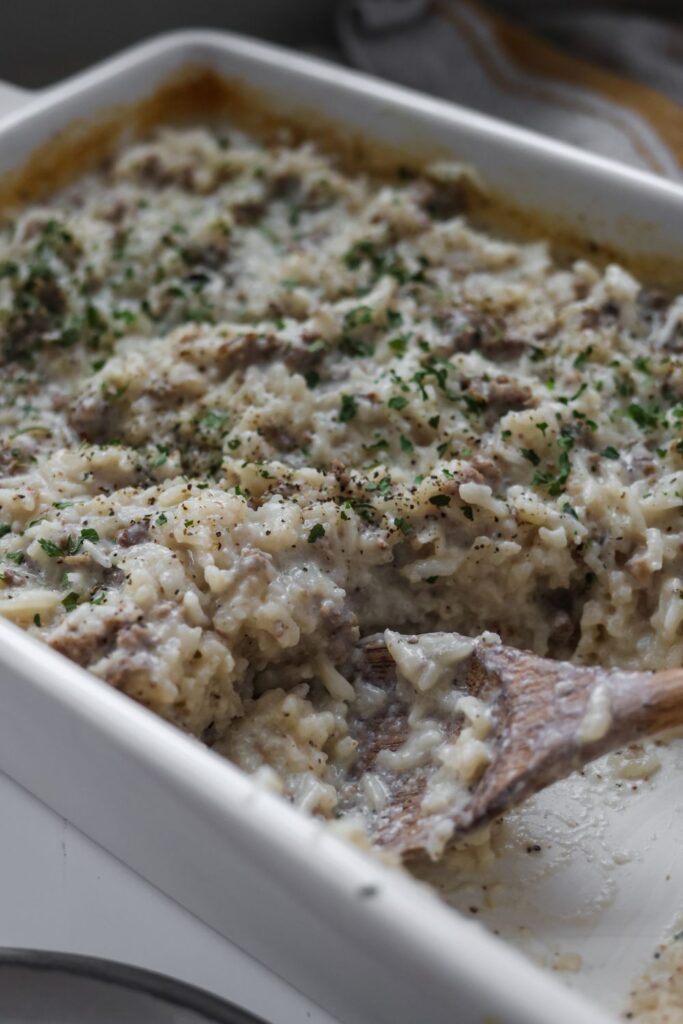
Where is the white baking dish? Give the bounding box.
[0,30,681,1024]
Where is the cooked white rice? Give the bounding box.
[0,123,681,867]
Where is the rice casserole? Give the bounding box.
[0,118,682,872]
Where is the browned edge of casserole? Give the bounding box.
[0,65,679,286]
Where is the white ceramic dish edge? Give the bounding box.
[1,29,681,1024]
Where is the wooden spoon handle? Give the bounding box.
[602,667,683,746]
[458,648,683,842]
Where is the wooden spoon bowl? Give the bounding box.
[343,632,682,859]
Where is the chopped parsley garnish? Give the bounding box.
[155,513,168,526]
[615,373,635,398]
[521,448,541,466]
[386,309,403,327]
[557,430,575,452]
[112,308,136,324]
[33,614,41,627]
[412,358,458,403]
[307,524,325,543]
[573,346,593,368]
[550,456,572,495]
[400,435,414,453]
[601,446,619,460]
[339,394,358,423]
[387,396,408,411]
[363,437,388,452]
[388,336,408,357]
[558,382,588,405]
[429,494,450,507]
[462,505,474,521]
[342,239,424,285]
[562,502,578,520]
[343,239,379,271]
[38,538,64,558]
[338,496,375,521]
[0,524,10,539]
[533,430,574,495]
[199,410,229,431]
[428,415,440,429]
[366,475,392,496]
[458,392,484,416]
[394,517,413,535]
[344,305,372,328]
[627,402,659,430]
[340,335,374,358]
[305,370,320,389]
[150,444,169,467]
[38,528,100,558]
[62,592,81,612]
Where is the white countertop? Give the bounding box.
[0,769,338,1023]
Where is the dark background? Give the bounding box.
[1,1,680,91]
[0,1,337,88]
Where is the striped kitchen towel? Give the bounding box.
[337,0,683,179]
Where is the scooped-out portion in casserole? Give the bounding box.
[0,123,682,853]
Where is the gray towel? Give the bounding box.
[337,0,683,179]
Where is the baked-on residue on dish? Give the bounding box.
[0,123,682,848]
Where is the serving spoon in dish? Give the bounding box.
[344,632,683,859]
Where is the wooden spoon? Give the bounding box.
[341,631,683,859]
